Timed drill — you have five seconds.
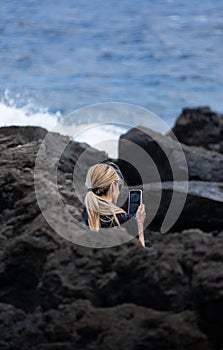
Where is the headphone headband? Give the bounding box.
[99,161,124,182]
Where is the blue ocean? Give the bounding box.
[0,0,223,144]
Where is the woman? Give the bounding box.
[83,162,146,247]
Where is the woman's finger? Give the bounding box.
[140,204,145,212]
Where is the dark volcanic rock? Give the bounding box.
[0,301,208,350]
[1,125,223,349]
[0,125,48,146]
[118,126,223,184]
[142,181,223,232]
[117,124,223,233]
[170,107,223,153]
[96,230,223,349]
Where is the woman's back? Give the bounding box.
[82,207,133,228]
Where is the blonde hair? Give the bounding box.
[85,163,125,231]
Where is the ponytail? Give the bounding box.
[85,191,100,231]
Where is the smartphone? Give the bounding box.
[128,189,143,215]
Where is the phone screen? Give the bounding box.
[128,190,142,215]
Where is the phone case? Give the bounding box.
[128,189,142,214]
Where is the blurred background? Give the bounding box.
[0,0,223,130]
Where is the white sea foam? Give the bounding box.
[0,97,171,158]
[72,123,129,158]
[0,100,60,130]
[0,100,127,157]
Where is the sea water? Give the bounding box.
[0,0,223,151]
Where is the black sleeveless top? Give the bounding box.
[82,207,134,229]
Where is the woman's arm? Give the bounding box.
[137,222,145,247]
[136,204,146,247]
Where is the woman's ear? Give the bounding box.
[110,182,115,192]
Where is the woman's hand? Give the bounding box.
[136,204,146,224]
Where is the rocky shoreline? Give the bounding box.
[0,107,223,349]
